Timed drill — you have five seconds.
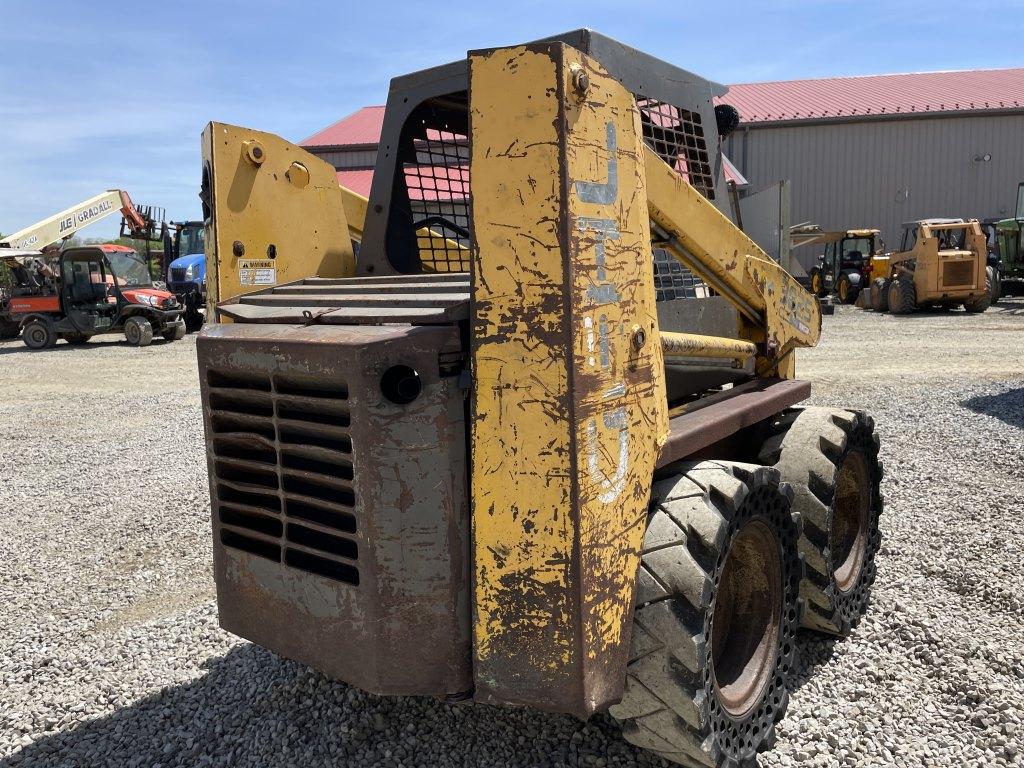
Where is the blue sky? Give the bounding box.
[2,0,1022,240]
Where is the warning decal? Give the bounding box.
[238,259,277,286]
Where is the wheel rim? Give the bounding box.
[839,280,848,301]
[27,325,45,346]
[831,450,870,593]
[126,323,138,343]
[711,520,783,718]
[812,274,821,294]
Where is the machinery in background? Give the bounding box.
[0,249,51,338]
[979,218,1004,304]
[0,190,167,340]
[869,218,992,314]
[795,227,882,304]
[195,31,883,768]
[993,182,1024,299]
[165,221,207,332]
[1,190,155,251]
[13,243,184,349]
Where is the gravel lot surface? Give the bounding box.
[2,300,1023,768]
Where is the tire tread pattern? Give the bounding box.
[757,408,882,636]
[610,461,803,768]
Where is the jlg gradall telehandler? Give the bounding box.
[196,31,882,767]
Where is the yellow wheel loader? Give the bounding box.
[195,31,882,767]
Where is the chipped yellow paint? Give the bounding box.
[470,43,667,716]
[202,121,355,315]
[644,146,820,375]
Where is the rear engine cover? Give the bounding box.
[197,322,470,696]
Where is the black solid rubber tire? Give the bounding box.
[870,278,889,312]
[887,274,916,315]
[757,408,882,636]
[22,318,56,350]
[989,267,1001,305]
[609,461,802,768]
[964,270,993,314]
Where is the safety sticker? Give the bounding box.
[238,259,277,286]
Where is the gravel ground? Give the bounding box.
[1,300,1023,768]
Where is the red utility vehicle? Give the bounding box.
[10,244,185,349]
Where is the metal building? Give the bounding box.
[302,68,1024,275]
[720,68,1024,267]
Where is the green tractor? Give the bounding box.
[994,182,1024,299]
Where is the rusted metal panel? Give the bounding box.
[469,43,668,718]
[657,378,811,468]
[239,293,469,308]
[216,303,467,324]
[198,322,471,697]
[216,274,471,325]
[273,281,468,295]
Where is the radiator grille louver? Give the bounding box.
[942,260,975,288]
[208,370,359,586]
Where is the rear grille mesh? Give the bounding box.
[208,369,359,585]
[942,259,975,288]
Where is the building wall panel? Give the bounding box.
[727,114,1024,261]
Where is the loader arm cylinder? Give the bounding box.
[661,332,757,365]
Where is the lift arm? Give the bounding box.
[643,146,821,373]
[0,190,147,250]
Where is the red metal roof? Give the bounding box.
[307,68,1024,149]
[721,68,1024,124]
[304,106,386,147]
[336,169,374,196]
[337,166,471,201]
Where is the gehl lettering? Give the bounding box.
[575,121,628,504]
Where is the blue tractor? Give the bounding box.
[165,221,206,332]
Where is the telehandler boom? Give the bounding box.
[196,31,882,767]
[0,190,150,251]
